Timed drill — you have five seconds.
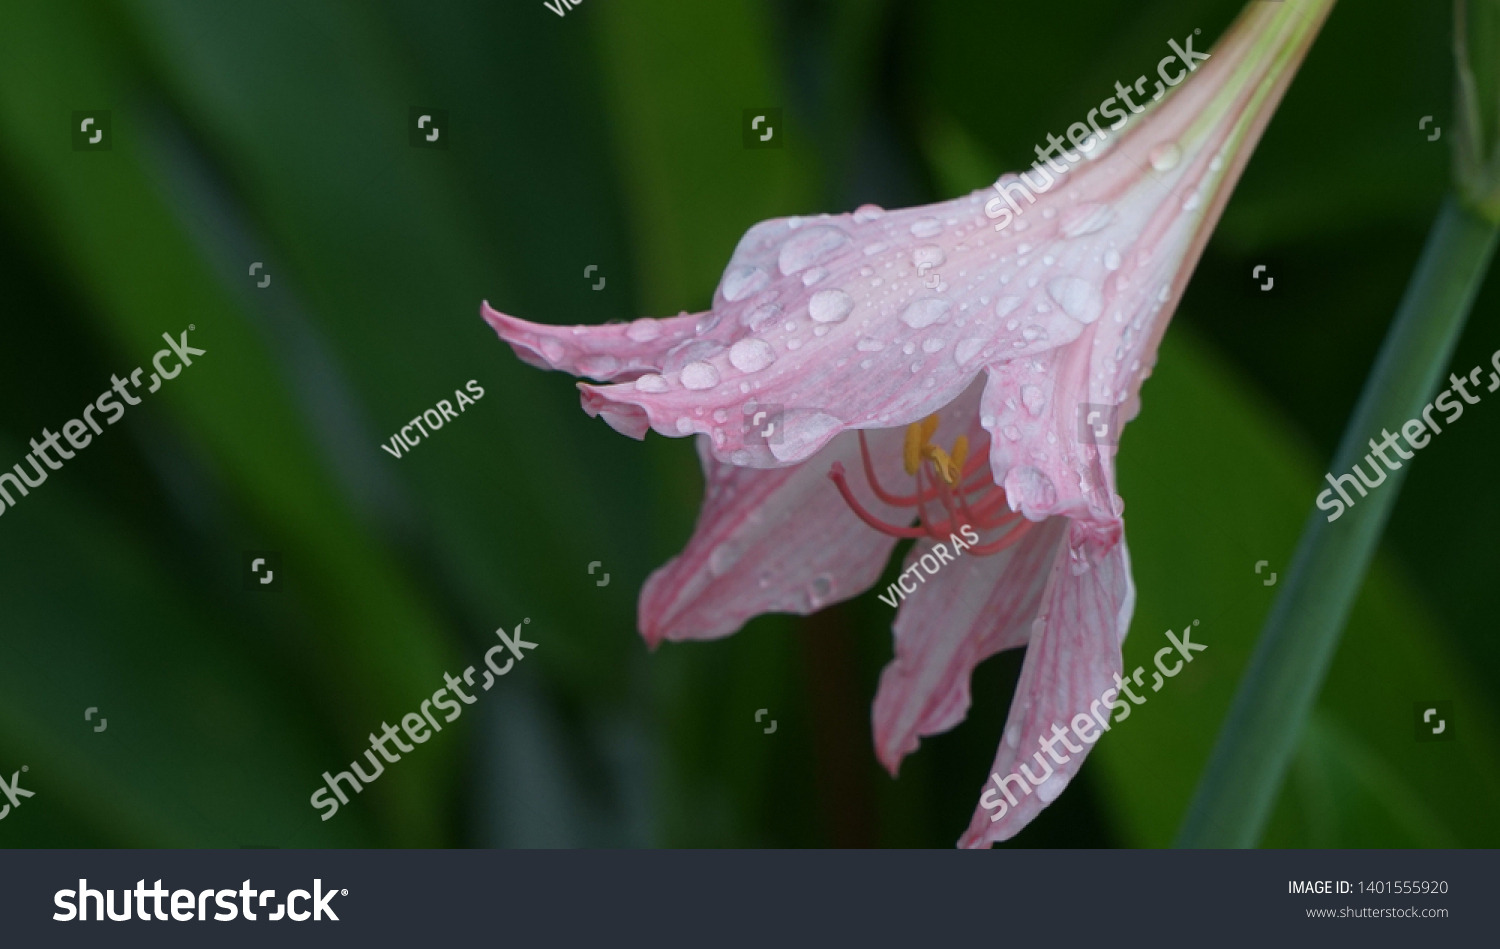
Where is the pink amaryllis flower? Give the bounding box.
[483,0,1332,846]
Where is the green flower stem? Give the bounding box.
[1176,196,1499,848]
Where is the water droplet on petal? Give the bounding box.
[786,338,803,350]
[1047,276,1103,324]
[922,337,944,353]
[636,374,669,393]
[1182,191,1201,211]
[539,338,566,362]
[912,245,945,269]
[1005,723,1020,748]
[1022,325,1047,342]
[729,338,775,373]
[578,354,619,377]
[742,304,781,331]
[852,204,886,223]
[807,574,834,609]
[1103,249,1122,271]
[900,298,951,329]
[802,267,828,286]
[675,417,694,434]
[808,289,854,323]
[1002,425,1021,441]
[713,409,729,423]
[1069,544,1094,575]
[708,542,744,577]
[721,266,770,302]
[664,339,725,371]
[1060,203,1115,238]
[955,338,984,364]
[996,296,1022,317]
[1021,385,1046,416]
[681,362,721,390]
[626,319,662,342]
[778,225,850,275]
[1007,465,1058,510]
[1036,773,1070,803]
[910,217,943,238]
[1149,142,1182,172]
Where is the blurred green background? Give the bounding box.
[0,0,1495,848]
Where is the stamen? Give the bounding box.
[831,422,1033,556]
[912,468,946,538]
[964,489,1015,528]
[926,445,957,484]
[903,416,939,476]
[950,436,969,477]
[930,464,964,530]
[828,463,929,538]
[859,432,925,507]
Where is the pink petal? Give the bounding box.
[979,351,1122,529]
[482,302,736,382]
[573,198,1090,467]
[973,4,1333,531]
[872,517,1068,775]
[638,431,904,646]
[957,523,1134,848]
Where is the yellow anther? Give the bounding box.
[903,415,944,478]
[903,422,925,476]
[917,432,969,485]
[921,415,940,442]
[950,435,969,477]
[927,446,957,484]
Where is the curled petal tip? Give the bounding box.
[578,383,650,439]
